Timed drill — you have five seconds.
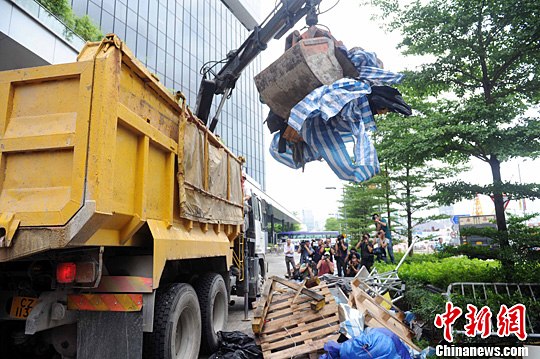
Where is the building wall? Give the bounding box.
[70,0,265,188]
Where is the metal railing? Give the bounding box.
[232,234,245,282]
[446,282,540,338]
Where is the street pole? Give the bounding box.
[243,235,249,320]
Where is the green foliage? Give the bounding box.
[368,0,540,245]
[451,291,540,335]
[270,222,301,233]
[405,282,540,341]
[339,177,389,242]
[441,244,500,260]
[37,0,103,41]
[452,214,540,281]
[404,282,446,327]
[374,112,465,246]
[375,255,500,289]
[324,217,340,232]
[74,15,103,41]
[433,181,540,206]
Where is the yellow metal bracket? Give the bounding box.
[0,213,20,248]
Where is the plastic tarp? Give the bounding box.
[338,304,365,338]
[229,156,243,205]
[180,122,243,225]
[321,328,412,359]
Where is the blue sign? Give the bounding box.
[451,215,470,225]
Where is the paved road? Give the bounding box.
[226,252,298,334]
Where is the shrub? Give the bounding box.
[374,255,500,289]
[37,0,103,41]
[440,244,500,260]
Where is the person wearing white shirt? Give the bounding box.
[284,238,296,277]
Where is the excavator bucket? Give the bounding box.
[255,28,357,120]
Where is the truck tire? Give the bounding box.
[194,273,228,354]
[143,283,201,359]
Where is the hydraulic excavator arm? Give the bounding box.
[195,0,322,132]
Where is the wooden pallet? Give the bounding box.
[257,281,340,359]
[350,284,421,352]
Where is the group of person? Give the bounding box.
[283,213,396,280]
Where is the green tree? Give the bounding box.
[370,0,540,271]
[339,176,390,242]
[37,0,103,41]
[74,15,104,41]
[324,217,341,231]
[375,113,462,247]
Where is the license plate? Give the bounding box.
[10,296,37,319]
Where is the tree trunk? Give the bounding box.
[489,155,512,277]
[385,164,392,230]
[489,156,508,235]
[406,167,413,252]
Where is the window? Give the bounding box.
[138,0,148,18]
[127,9,137,30]
[136,34,147,61]
[101,11,114,34]
[115,1,127,23]
[114,20,126,40]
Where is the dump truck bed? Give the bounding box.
[0,35,243,285]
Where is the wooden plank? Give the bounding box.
[364,311,421,352]
[352,287,412,339]
[266,284,330,302]
[257,281,341,359]
[267,287,331,308]
[266,298,330,320]
[261,324,339,351]
[264,291,334,321]
[262,306,339,334]
[354,296,412,339]
[265,287,332,315]
[265,335,339,359]
[254,278,274,318]
[292,279,307,304]
[271,276,325,304]
[373,294,405,321]
[252,278,275,334]
[261,316,338,343]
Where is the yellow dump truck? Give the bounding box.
[0,35,251,358]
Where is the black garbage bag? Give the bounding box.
[367,85,412,116]
[209,331,263,359]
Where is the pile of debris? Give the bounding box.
[251,271,428,358]
[250,239,433,358]
[252,276,341,358]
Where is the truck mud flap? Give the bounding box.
[77,311,143,359]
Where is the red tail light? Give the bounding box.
[56,262,76,284]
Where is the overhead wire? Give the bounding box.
[318,0,341,15]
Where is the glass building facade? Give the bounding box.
[70,0,266,188]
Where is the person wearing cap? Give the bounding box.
[317,252,335,276]
[372,213,395,264]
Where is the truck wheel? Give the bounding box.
[143,283,201,359]
[194,273,228,354]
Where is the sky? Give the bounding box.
[255,1,540,227]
